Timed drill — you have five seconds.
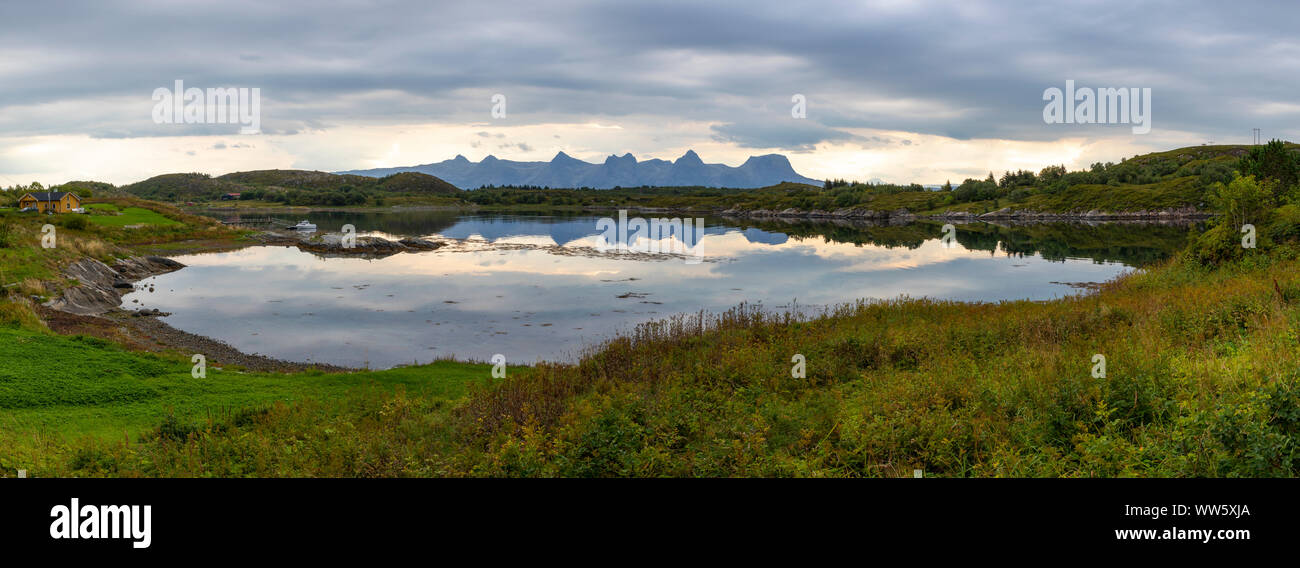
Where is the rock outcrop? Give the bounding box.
[46,256,185,315]
[293,235,446,258]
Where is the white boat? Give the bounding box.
[291,220,317,231]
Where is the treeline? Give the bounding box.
[824,179,926,194]
[1,180,116,206]
[228,186,373,206]
[945,156,1236,205]
[813,145,1257,210]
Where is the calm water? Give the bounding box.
[123,212,1191,367]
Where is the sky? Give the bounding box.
[1,0,1297,187]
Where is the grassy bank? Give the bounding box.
[0,197,248,294]
[0,308,492,475]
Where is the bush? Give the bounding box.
[1207,373,1300,477]
[0,299,47,331]
[60,215,89,231]
[1193,175,1275,265]
[0,221,14,248]
[1190,223,1251,265]
[1268,204,1300,243]
[1209,175,1273,231]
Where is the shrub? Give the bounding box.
[60,215,89,231]
[0,221,15,248]
[0,299,47,332]
[18,278,45,297]
[1268,204,1300,243]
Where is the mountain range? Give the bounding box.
[336,150,821,189]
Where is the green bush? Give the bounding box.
[1268,204,1300,242]
[0,221,14,248]
[60,215,89,231]
[1190,224,1248,265]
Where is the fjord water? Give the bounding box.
[124,212,1191,368]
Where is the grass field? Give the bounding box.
[0,319,494,475]
[0,324,492,438]
[86,203,183,226]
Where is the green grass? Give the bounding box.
[0,325,492,441]
[85,203,183,227]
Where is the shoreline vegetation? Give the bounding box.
[1,141,1298,477]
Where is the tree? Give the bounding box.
[1238,139,1299,198]
[1209,174,1273,233]
[1038,165,1066,183]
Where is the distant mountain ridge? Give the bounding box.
[336,150,821,189]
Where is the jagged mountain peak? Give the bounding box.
[337,149,820,189]
[604,153,637,166]
[674,149,703,166]
[551,151,581,164]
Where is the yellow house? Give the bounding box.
[18,192,81,213]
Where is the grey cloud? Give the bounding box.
[710,121,858,152]
[498,142,533,152]
[0,0,1295,147]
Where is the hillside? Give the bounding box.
[119,169,461,206]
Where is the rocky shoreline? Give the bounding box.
[582,204,1211,223]
[251,232,446,258]
[113,311,352,373]
[47,256,186,316]
[43,253,354,372]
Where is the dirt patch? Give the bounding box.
[36,305,350,373]
[36,306,154,352]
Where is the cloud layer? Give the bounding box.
[1,0,1295,185]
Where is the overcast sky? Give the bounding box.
[1,0,1297,187]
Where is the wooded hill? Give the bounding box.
[120,169,461,206]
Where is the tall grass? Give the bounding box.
[0,298,48,333]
